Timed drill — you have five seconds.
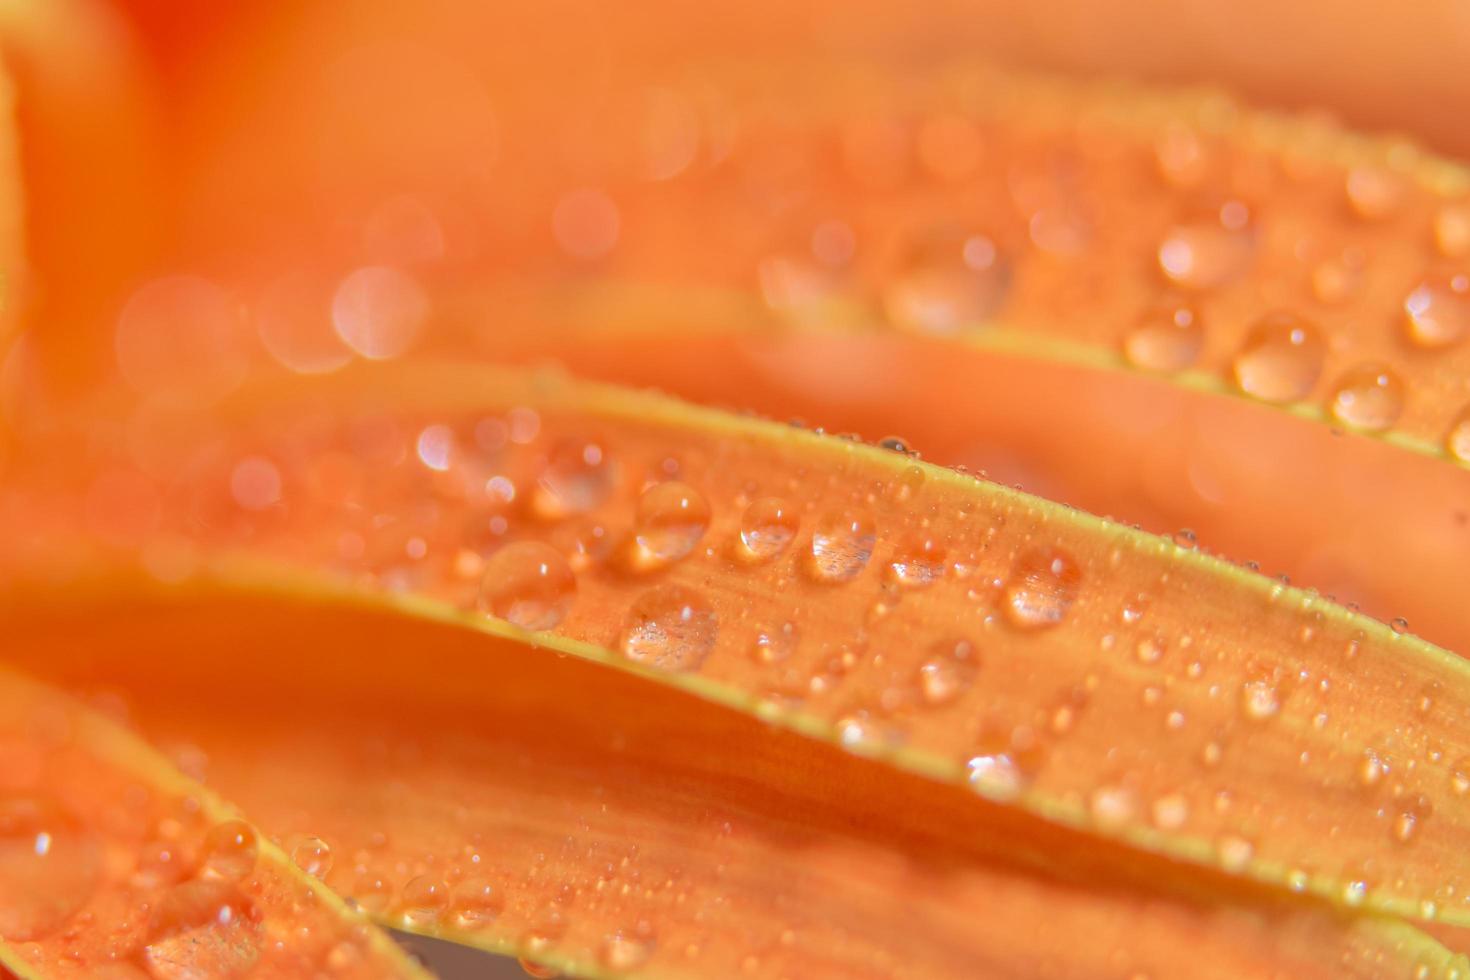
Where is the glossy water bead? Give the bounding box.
[478,541,578,630]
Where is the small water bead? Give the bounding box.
[1003,547,1082,630]
[400,874,451,927]
[331,265,429,360]
[351,870,394,915]
[1151,793,1190,830]
[291,836,332,879]
[534,439,618,518]
[1344,167,1405,220]
[1156,221,1252,290]
[1216,834,1255,872]
[598,926,656,971]
[1391,617,1410,635]
[478,541,577,630]
[750,622,798,665]
[1240,680,1281,720]
[881,231,1010,336]
[519,961,560,979]
[807,511,877,583]
[1404,273,1470,348]
[1123,300,1204,372]
[737,497,799,562]
[1328,363,1405,432]
[200,821,257,883]
[887,535,946,588]
[1231,312,1326,403]
[633,481,710,565]
[620,586,718,672]
[1435,204,1470,258]
[966,753,1024,802]
[916,638,977,706]
[1089,785,1138,829]
[450,875,505,929]
[143,881,261,980]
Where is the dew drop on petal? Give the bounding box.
[331,265,429,360]
[199,821,256,884]
[620,586,718,672]
[1003,547,1081,629]
[1434,203,1470,258]
[400,874,451,928]
[450,874,505,930]
[1445,406,1470,462]
[966,753,1024,802]
[916,638,977,706]
[479,541,577,631]
[1156,222,1251,290]
[534,439,618,518]
[1403,273,1470,349]
[807,511,877,583]
[633,481,711,565]
[1231,312,1325,403]
[1328,363,1405,432]
[738,497,799,562]
[1123,300,1203,372]
[882,232,1009,336]
[1089,785,1138,829]
[290,837,332,879]
[598,927,656,971]
[1240,680,1281,720]
[887,535,946,588]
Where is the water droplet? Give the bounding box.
[331,265,429,360]
[599,927,656,971]
[1156,221,1252,290]
[1434,204,1470,258]
[291,837,332,879]
[1329,363,1405,432]
[1231,312,1325,403]
[1358,750,1385,788]
[1344,167,1404,220]
[620,586,718,672]
[553,188,621,260]
[1444,408,1470,462]
[200,821,257,883]
[750,622,798,665]
[1003,547,1081,630]
[807,511,876,583]
[143,880,260,980]
[1216,834,1255,872]
[882,231,1009,336]
[1089,785,1138,829]
[1123,300,1203,372]
[1393,811,1418,843]
[1341,879,1368,906]
[1240,680,1281,720]
[916,638,977,706]
[966,753,1024,802]
[1151,793,1190,830]
[450,874,504,929]
[1403,273,1470,348]
[519,961,560,979]
[400,874,451,928]
[737,497,799,562]
[534,439,618,518]
[479,541,577,630]
[887,535,946,588]
[633,481,710,566]
[1391,617,1410,635]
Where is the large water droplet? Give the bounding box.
[534,439,618,518]
[0,800,101,941]
[1403,273,1470,348]
[750,622,798,665]
[1003,547,1081,629]
[966,753,1024,802]
[1123,300,1204,372]
[479,541,577,630]
[737,497,799,562]
[620,586,718,671]
[400,874,451,928]
[1328,363,1405,432]
[200,820,257,884]
[450,875,504,930]
[633,481,710,566]
[887,535,946,588]
[807,511,876,583]
[290,836,332,879]
[1231,312,1325,403]
[598,927,656,971]
[143,880,260,980]
[882,232,1009,336]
